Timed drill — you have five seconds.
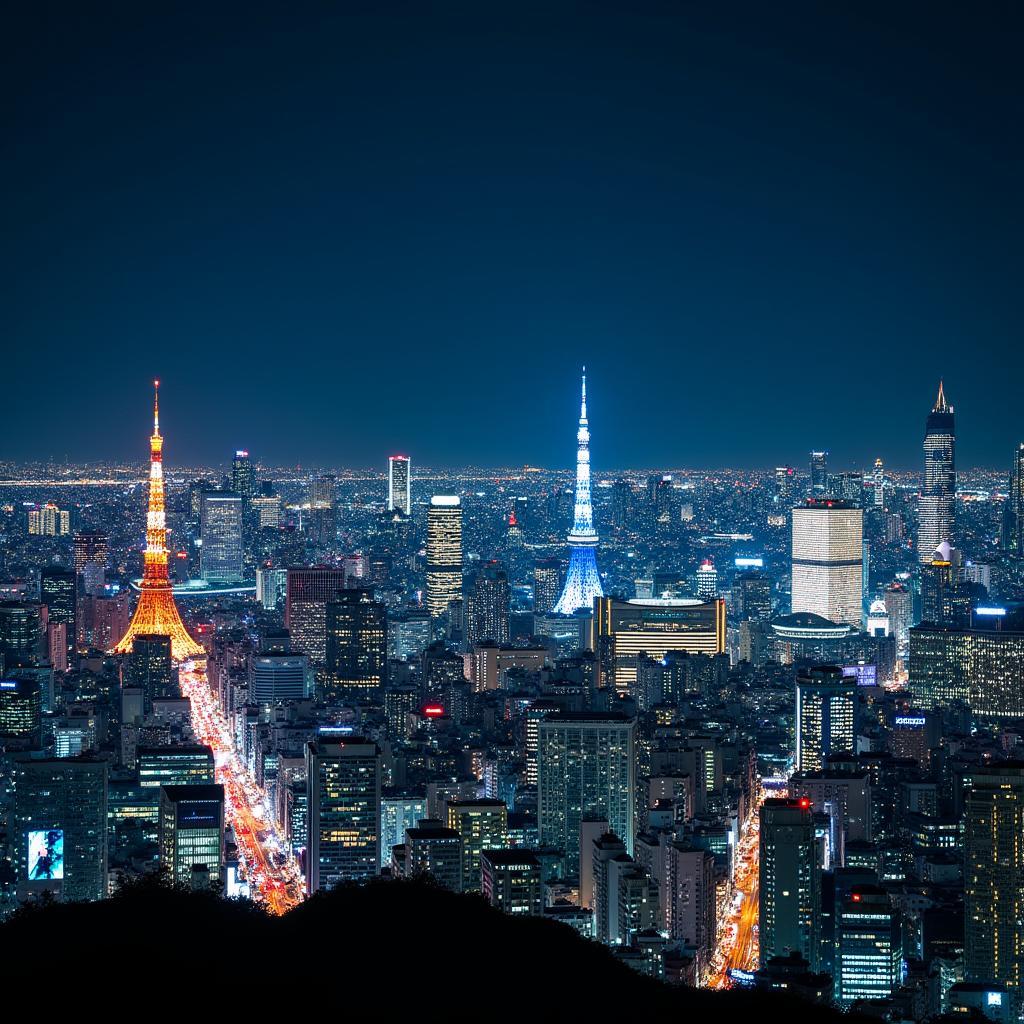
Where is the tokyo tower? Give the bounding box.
[111,381,204,662]
[552,368,604,615]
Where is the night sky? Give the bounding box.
[2,4,1021,470]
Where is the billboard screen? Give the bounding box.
[27,829,64,880]
[842,663,877,687]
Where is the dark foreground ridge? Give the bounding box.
[0,875,854,1020]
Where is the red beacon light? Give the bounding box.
[798,798,811,809]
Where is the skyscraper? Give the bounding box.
[873,458,886,509]
[795,665,858,772]
[1003,443,1024,558]
[388,455,411,516]
[533,558,561,615]
[325,588,388,696]
[306,739,382,893]
[112,382,204,662]
[964,764,1024,1005]
[426,496,463,618]
[809,451,829,498]
[537,712,635,866]
[285,567,346,664]
[791,499,864,627]
[759,798,821,970]
[73,531,108,596]
[918,381,956,562]
[159,784,225,889]
[200,492,244,583]
[40,568,75,661]
[126,633,175,710]
[447,798,508,891]
[231,449,255,499]
[835,886,902,1005]
[466,561,510,646]
[553,370,604,615]
[307,474,337,546]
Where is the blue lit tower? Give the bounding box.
[553,369,604,615]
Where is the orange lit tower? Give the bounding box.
[112,381,204,662]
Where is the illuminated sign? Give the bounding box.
[28,829,64,880]
[842,664,877,687]
[0,681,16,689]
[976,607,1007,616]
[734,557,764,568]
[894,716,926,728]
[729,969,755,985]
[988,994,1003,1007]
[423,705,445,718]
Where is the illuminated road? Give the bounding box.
[707,790,765,988]
[179,660,303,915]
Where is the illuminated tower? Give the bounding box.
[112,382,204,662]
[918,380,955,562]
[552,369,604,615]
[388,455,411,516]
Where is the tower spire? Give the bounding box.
[933,379,950,413]
[112,382,204,662]
[552,369,604,615]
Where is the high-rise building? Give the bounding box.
[307,474,337,546]
[733,571,773,622]
[426,497,463,618]
[250,653,310,704]
[795,665,858,772]
[11,754,108,902]
[533,558,561,615]
[251,493,282,529]
[159,784,225,889]
[40,568,75,660]
[809,451,829,498]
[553,370,604,615]
[325,588,387,696]
[388,455,411,516]
[759,798,821,970]
[537,712,635,867]
[1003,443,1024,557]
[835,886,902,1005]
[231,449,255,499]
[481,849,543,915]
[126,633,175,710]
[400,819,462,890]
[909,624,1024,720]
[27,503,71,536]
[696,559,718,599]
[73,531,108,596]
[138,745,215,788]
[306,739,381,893]
[964,764,1024,1004]
[380,795,429,871]
[883,583,912,651]
[285,567,346,665]
[776,465,796,504]
[81,592,130,651]
[112,382,204,662]
[593,596,726,694]
[447,799,508,892]
[791,499,864,628]
[873,458,886,509]
[918,381,956,562]
[0,677,42,748]
[466,561,510,647]
[200,491,243,584]
[0,601,41,666]
[255,566,288,610]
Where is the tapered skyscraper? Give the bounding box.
[917,381,956,563]
[552,369,604,615]
[112,382,204,662]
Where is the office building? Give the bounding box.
[809,451,829,497]
[426,496,463,618]
[11,754,108,902]
[696,559,718,599]
[533,558,562,615]
[380,795,429,871]
[250,653,310,704]
[795,665,858,772]
[400,819,462,891]
[481,849,543,915]
[776,465,796,504]
[231,449,255,499]
[388,455,411,516]
[325,588,387,696]
[73,530,108,575]
[80,592,131,651]
[909,624,1024,719]
[256,566,288,610]
[733,570,773,622]
[466,561,510,646]
[963,765,1024,1004]
[593,596,725,694]
[1003,443,1024,557]
[918,381,956,562]
[126,633,175,710]
[306,739,381,893]
[251,493,282,529]
[138,745,215,788]
[0,677,42,748]
[835,886,902,1005]
[285,567,346,664]
[0,601,40,666]
[538,712,635,867]
[159,784,225,889]
[307,474,337,546]
[200,491,244,584]
[447,798,508,891]
[791,499,864,627]
[40,568,76,660]
[760,798,821,970]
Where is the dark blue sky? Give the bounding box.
[2,4,1021,470]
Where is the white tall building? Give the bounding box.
[388,455,411,516]
[426,496,463,618]
[791,500,863,628]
